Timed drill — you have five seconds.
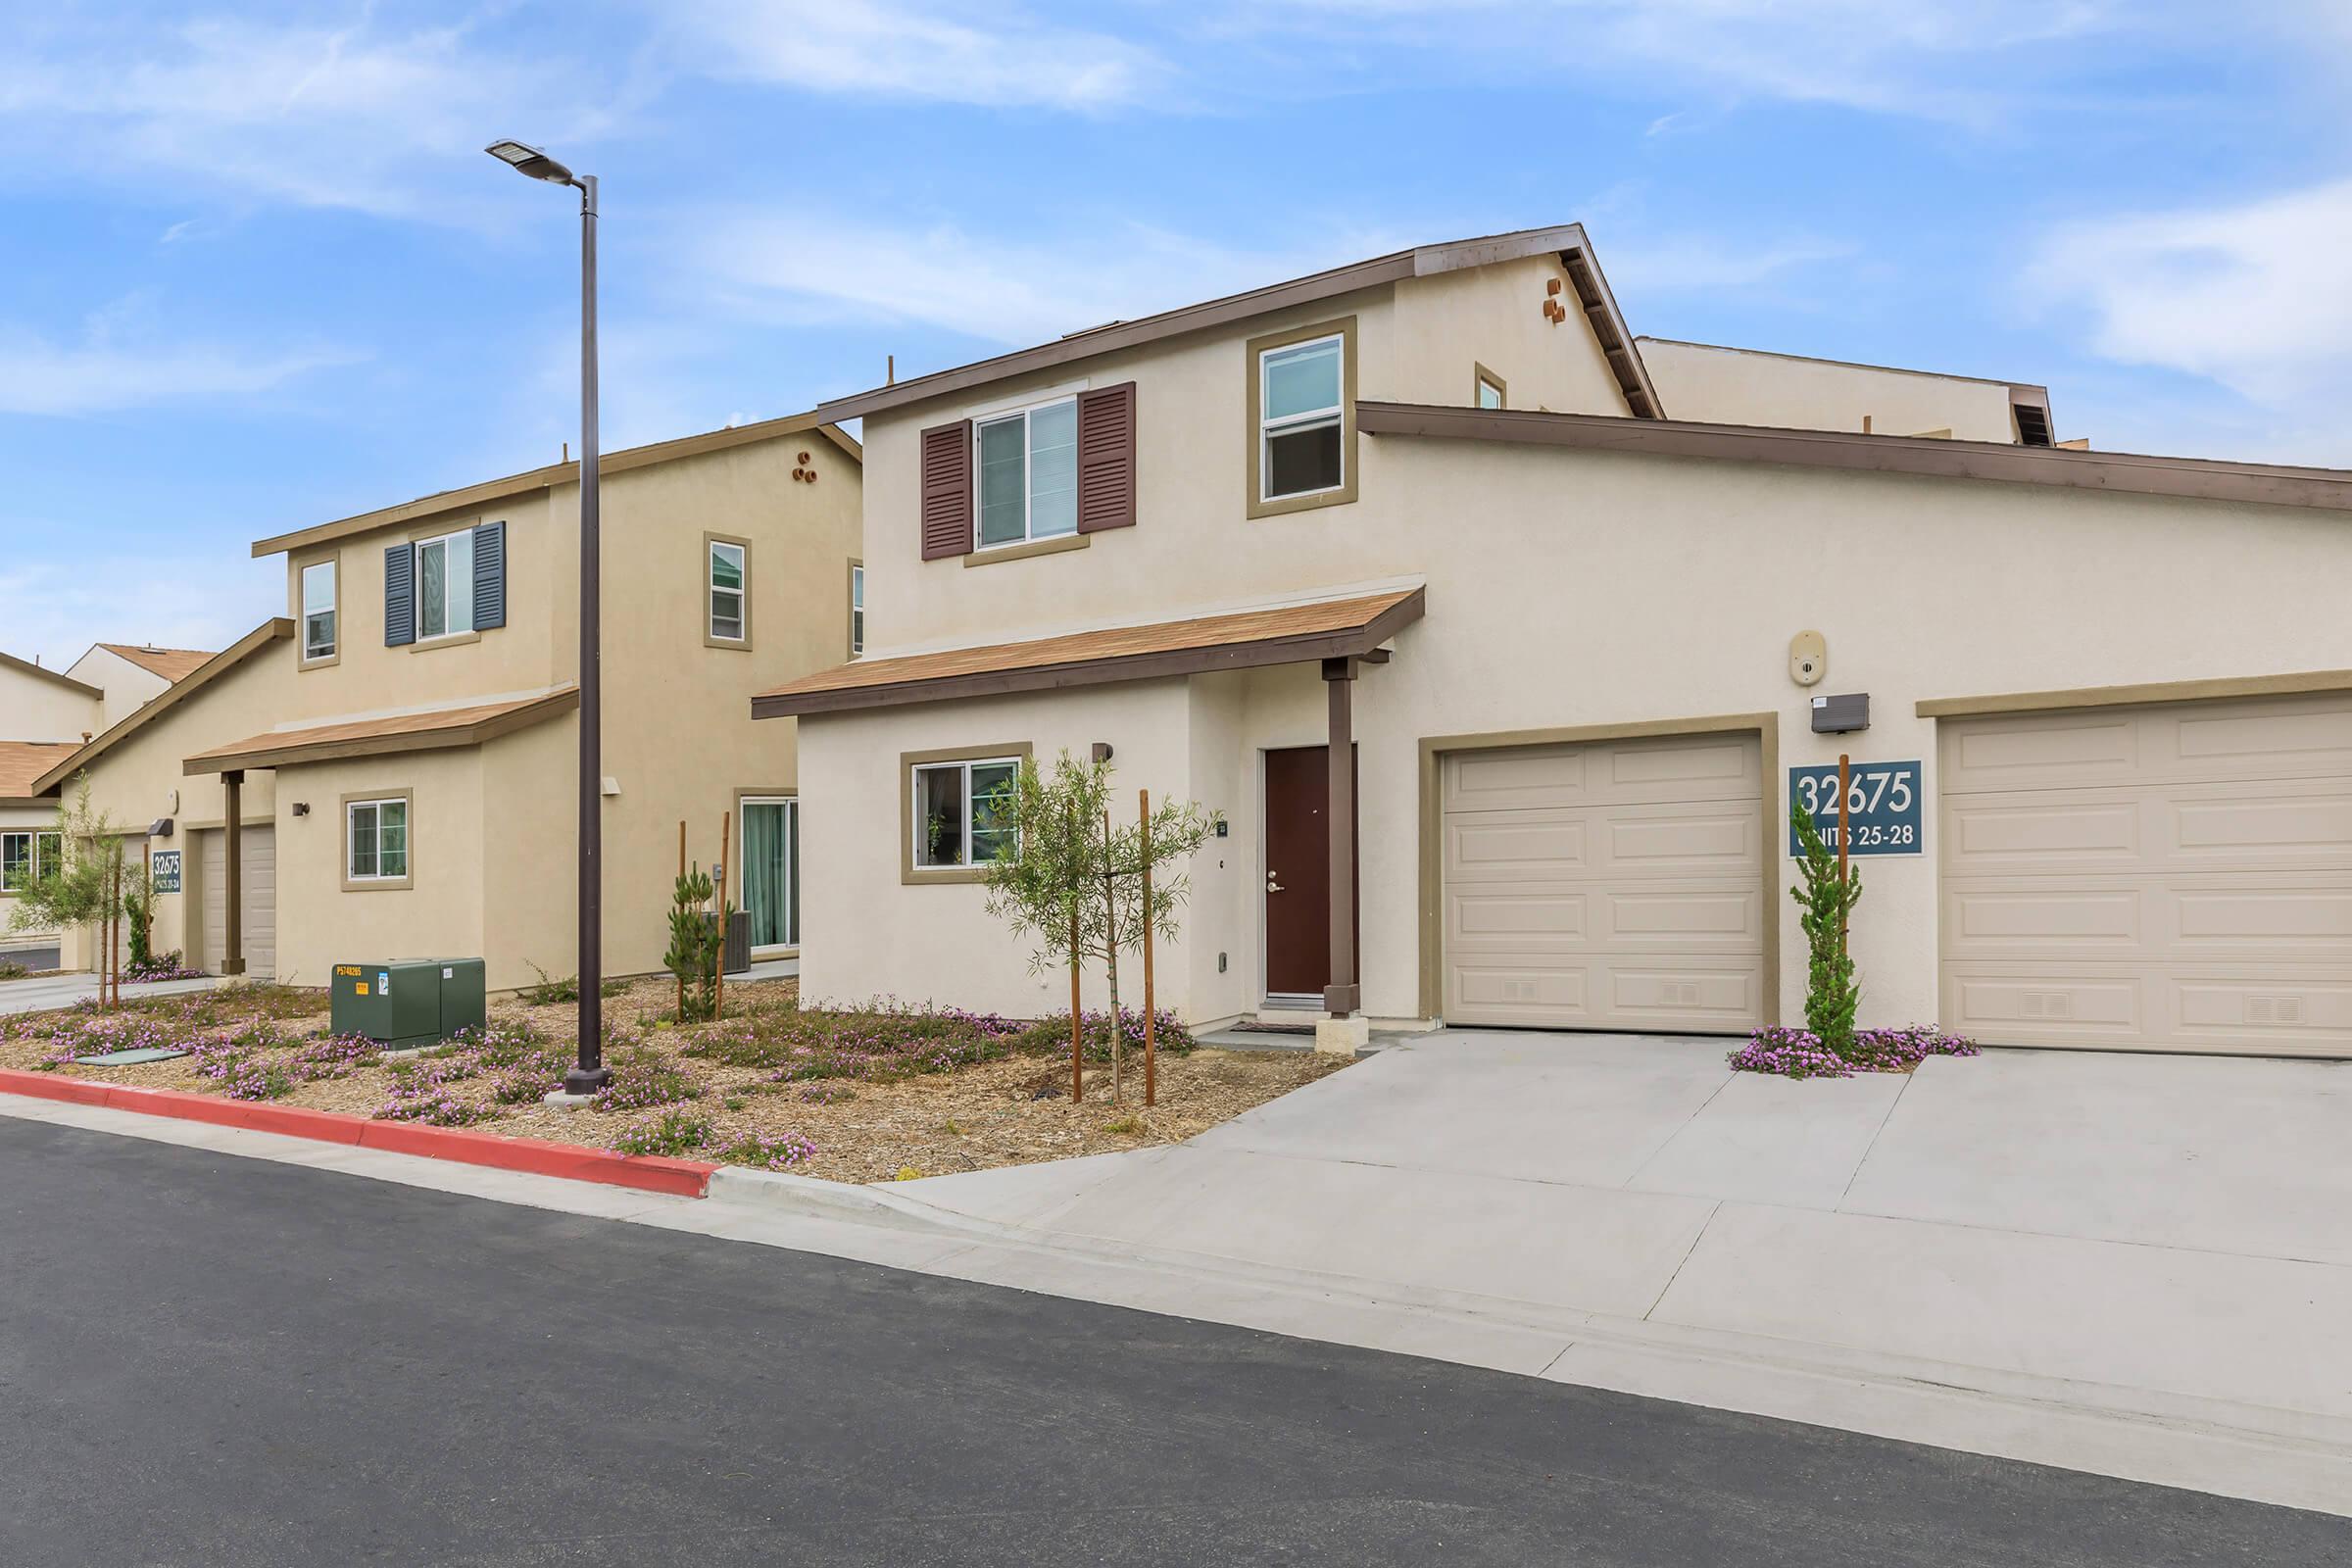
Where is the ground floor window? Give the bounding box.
[911,758,1019,869]
[0,831,61,892]
[346,797,410,884]
[741,797,800,951]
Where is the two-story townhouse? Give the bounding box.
[40,411,861,990]
[757,222,2352,1059]
[2,642,214,966]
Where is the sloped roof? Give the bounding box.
[0,650,102,700]
[182,688,577,775]
[754,588,1425,718]
[98,644,217,683]
[29,621,294,796]
[0,742,81,801]
[811,223,1660,423]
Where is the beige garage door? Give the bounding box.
[1939,693,2352,1054]
[1442,731,1766,1031]
[200,826,277,980]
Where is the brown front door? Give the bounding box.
[1263,745,1357,1000]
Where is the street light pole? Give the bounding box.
[567,171,607,1096]
[486,140,609,1097]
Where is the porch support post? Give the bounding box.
[221,770,245,977]
[1321,657,1359,1019]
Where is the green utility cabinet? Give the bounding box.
[330,958,487,1050]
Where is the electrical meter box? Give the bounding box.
[330,959,487,1050]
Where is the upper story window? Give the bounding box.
[1246,318,1355,518]
[416,528,475,641]
[708,536,748,645]
[976,397,1078,549]
[300,559,338,662]
[1476,366,1507,410]
[384,520,503,650]
[849,563,864,657]
[1260,335,1344,499]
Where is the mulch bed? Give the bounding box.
[0,977,1353,1184]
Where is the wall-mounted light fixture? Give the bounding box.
[290,802,312,817]
[1091,743,1113,763]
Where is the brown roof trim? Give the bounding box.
[31,619,295,794]
[1356,402,2352,513]
[0,650,103,700]
[252,416,861,559]
[812,224,1661,425]
[183,688,578,775]
[754,588,1427,719]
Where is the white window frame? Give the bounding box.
[300,558,338,662]
[414,528,475,642]
[849,563,864,657]
[971,395,1079,552]
[1257,331,1347,504]
[741,795,800,954]
[909,757,1020,870]
[709,539,747,643]
[0,831,51,893]
[345,797,410,885]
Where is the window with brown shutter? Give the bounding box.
[919,418,973,561]
[1075,381,1137,533]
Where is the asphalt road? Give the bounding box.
[2,1118,2340,1567]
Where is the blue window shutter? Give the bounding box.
[472,520,507,630]
[383,543,415,647]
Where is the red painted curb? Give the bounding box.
[0,1068,713,1199]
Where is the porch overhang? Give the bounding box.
[752,587,1426,719]
[182,688,578,775]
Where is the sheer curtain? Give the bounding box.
[743,801,796,949]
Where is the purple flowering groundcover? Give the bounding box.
[1730,1024,1979,1080]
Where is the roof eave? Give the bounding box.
[752,589,1426,719]
[1355,402,2352,513]
[30,619,296,794]
[182,688,579,776]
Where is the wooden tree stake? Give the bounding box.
[715,809,731,1020]
[1837,754,1851,958]
[1140,788,1155,1108]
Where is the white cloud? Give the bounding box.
[0,293,356,416]
[695,212,1403,348]
[0,555,280,673]
[2029,178,2352,405]
[657,0,1168,110]
[1602,234,1854,293]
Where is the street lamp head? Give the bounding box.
[485,139,576,186]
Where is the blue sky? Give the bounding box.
[4,2,2349,667]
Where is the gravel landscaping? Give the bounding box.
[0,976,1352,1182]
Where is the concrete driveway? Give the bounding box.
[899,1031,2352,1504]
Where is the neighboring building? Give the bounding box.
[1,641,213,962]
[38,412,861,989]
[757,222,2352,1059]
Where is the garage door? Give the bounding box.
[1442,731,1766,1031]
[200,826,277,981]
[1939,693,2352,1054]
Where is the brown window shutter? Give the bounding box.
[919,418,973,561]
[1075,381,1137,533]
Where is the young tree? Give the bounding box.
[663,862,732,1022]
[7,776,140,1005]
[1789,797,1863,1056]
[983,751,1215,1103]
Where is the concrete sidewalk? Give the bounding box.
[0,972,220,1016]
[891,1033,2352,1510]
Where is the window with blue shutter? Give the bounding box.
[384,542,416,647]
[472,520,506,630]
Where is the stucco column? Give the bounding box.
[221,770,244,977]
[1321,657,1359,1019]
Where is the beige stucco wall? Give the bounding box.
[56,427,861,990]
[857,254,1629,660]
[1,665,102,743]
[1639,337,2022,441]
[66,647,175,732]
[799,430,2352,1031]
